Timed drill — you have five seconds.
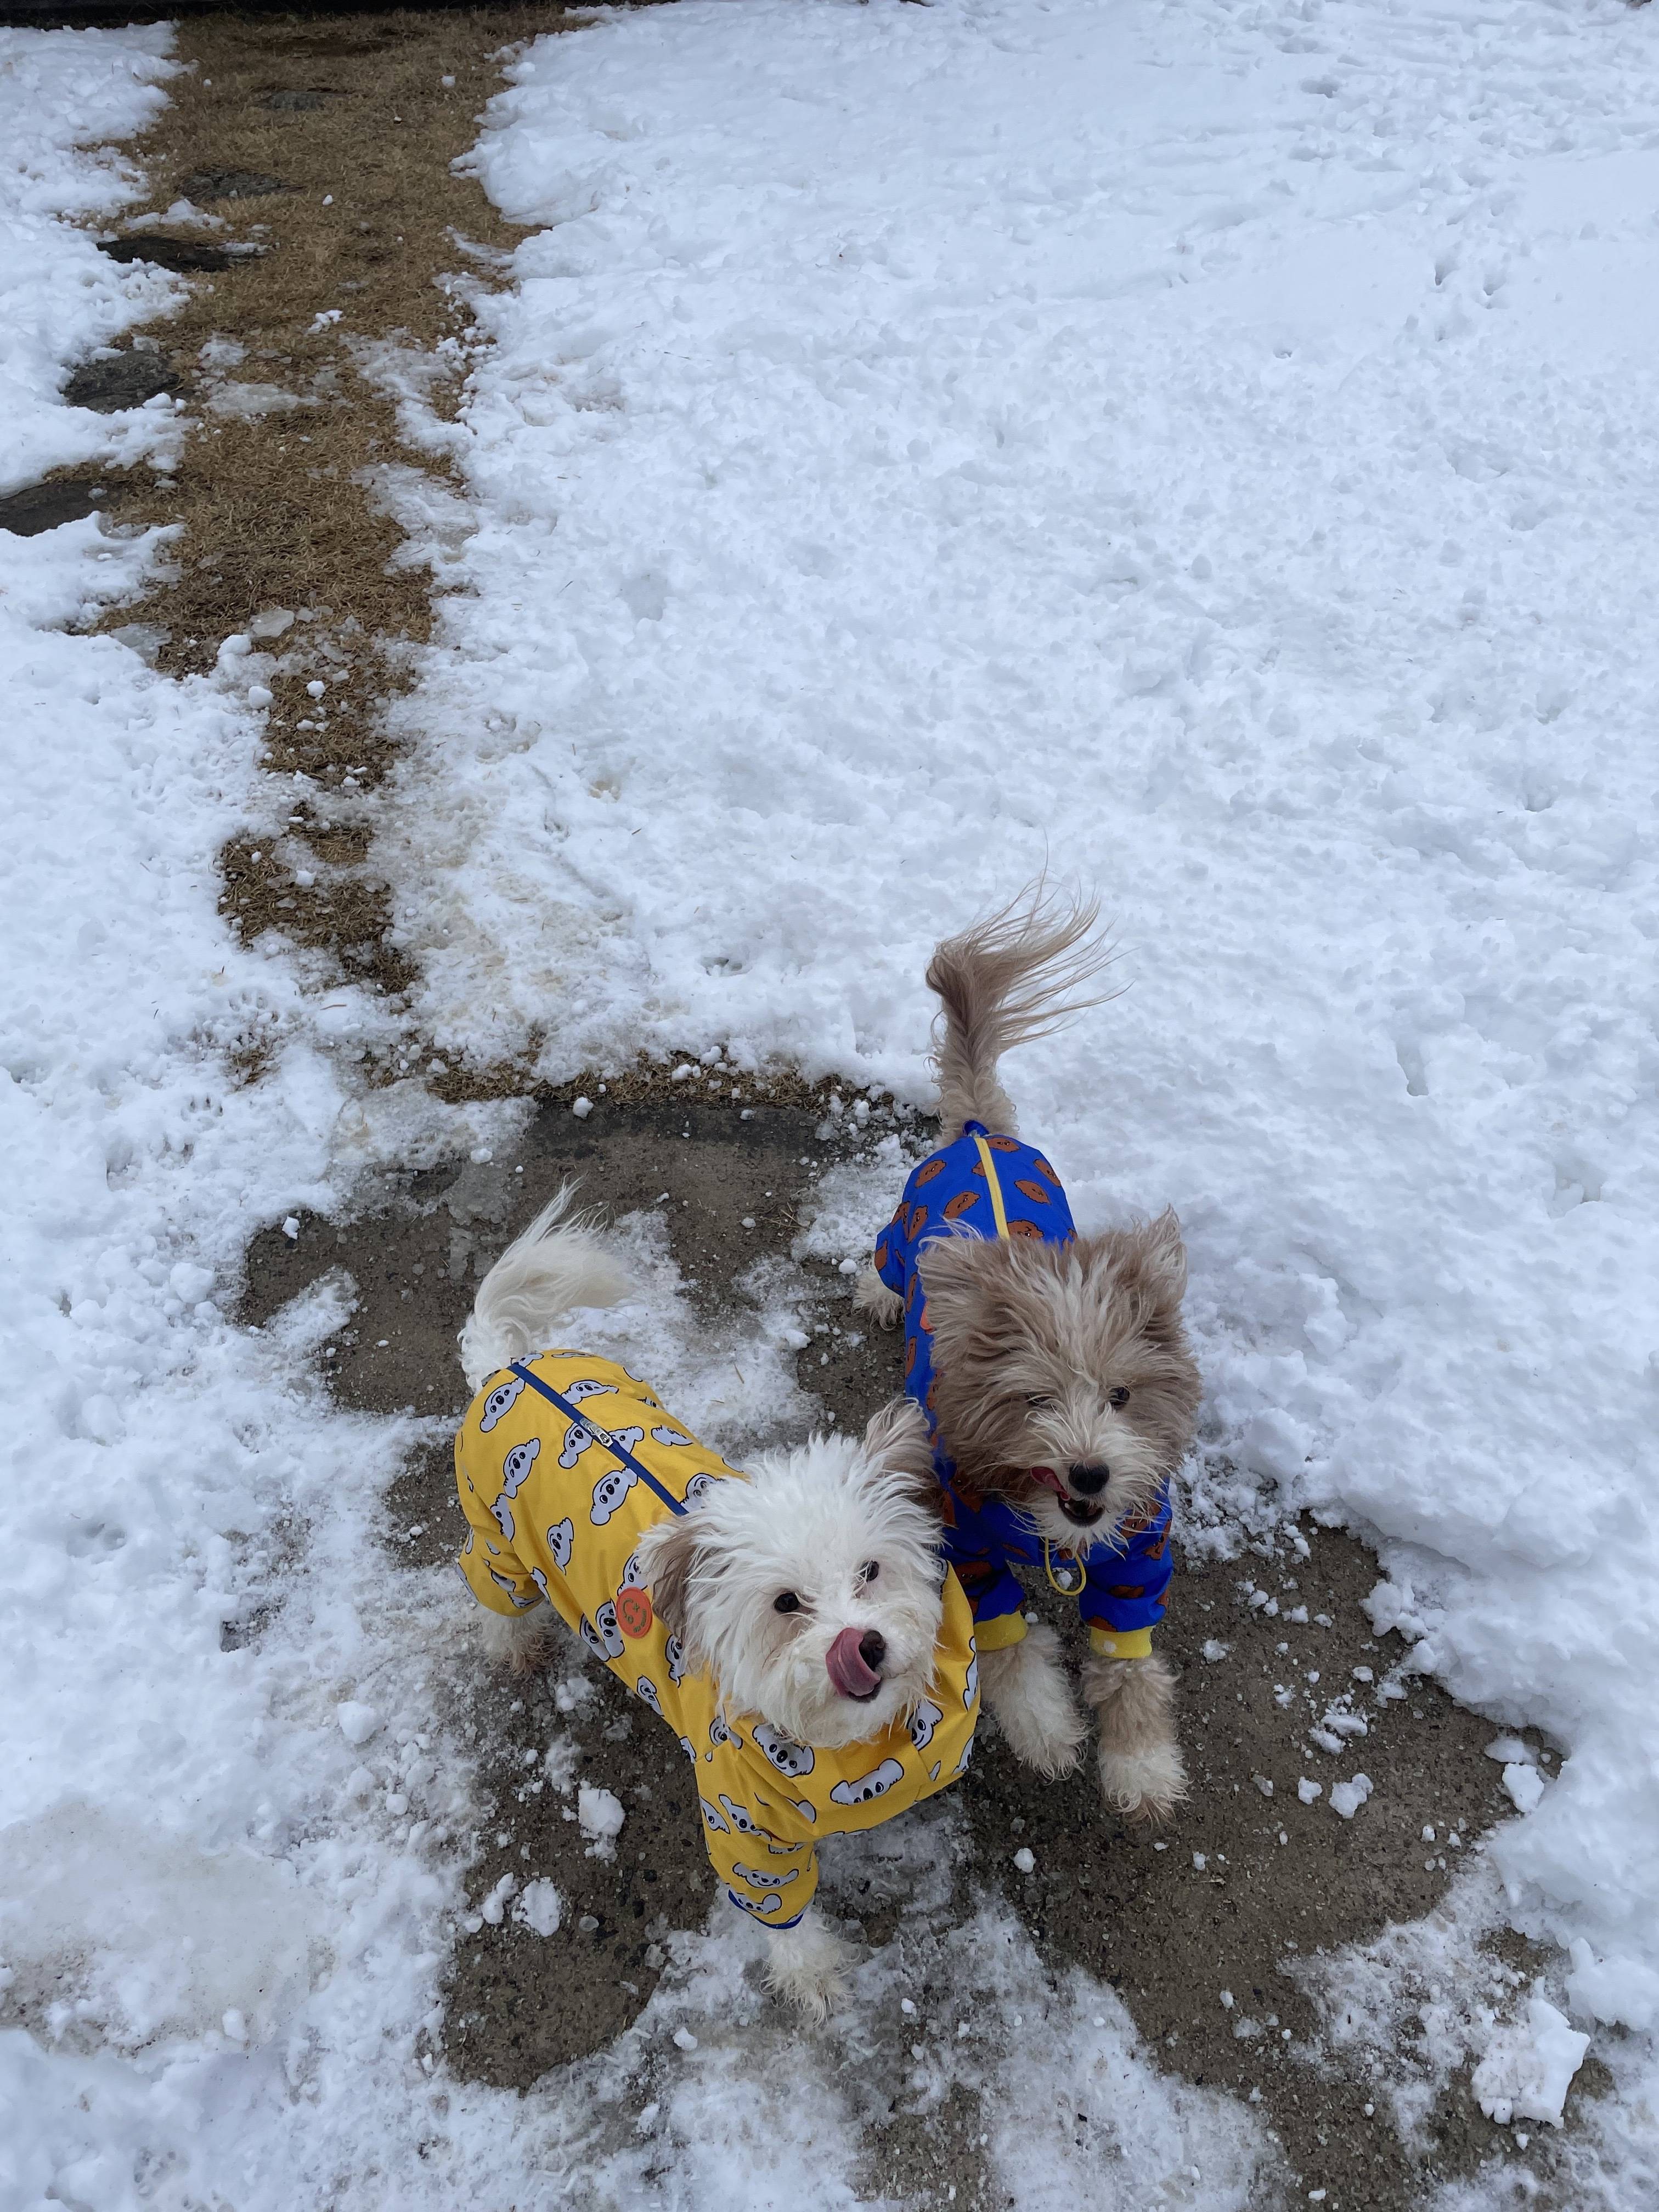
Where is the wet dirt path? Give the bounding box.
[34,5,566,1051]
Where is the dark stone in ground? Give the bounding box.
[62,351,183,412]
[0,476,108,535]
[179,166,294,200]
[99,233,233,272]
[238,1094,1568,2208]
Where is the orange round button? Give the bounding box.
[615,1586,654,1640]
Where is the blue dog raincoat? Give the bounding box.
[873,1124,1174,1660]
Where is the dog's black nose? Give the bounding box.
[1068,1462,1110,1497]
[858,1630,887,1674]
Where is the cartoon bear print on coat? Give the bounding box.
[718,1793,760,1835]
[579,1602,625,1662]
[752,1722,816,1779]
[491,1437,541,1541]
[589,1463,638,1525]
[829,1757,906,1807]
[560,1423,599,1470]
[478,1373,525,1433]
[500,1438,540,1492]
[732,1861,800,1891]
[563,1377,618,1404]
[489,1561,538,1608]
[453,1350,980,1929]
[727,1889,784,1918]
[907,1698,944,1753]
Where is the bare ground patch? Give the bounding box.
[55,6,565,1012]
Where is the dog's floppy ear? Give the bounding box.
[861,1395,940,1513]
[1081,1208,1187,1312]
[635,1511,716,1648]
[1138,1208,1188,1303]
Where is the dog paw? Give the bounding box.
[983,1624,1088,1779]
[853,1268,904,1330]
[763,1917,859,2021]
[1097,1741,1188,1826]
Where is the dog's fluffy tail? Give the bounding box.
[459,1184,630,1392]
[926,883,1115,1139]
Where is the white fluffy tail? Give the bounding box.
[459,1184,631,1391]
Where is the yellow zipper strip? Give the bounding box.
[972,1132,1012,1240]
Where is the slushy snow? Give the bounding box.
[1471,1997,1592,2129]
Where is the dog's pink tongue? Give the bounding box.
[826,1626,881,1699]
[1026,1464,1068,1499]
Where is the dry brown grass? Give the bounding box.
[64,6,870,1119]
[84,7,568,1000]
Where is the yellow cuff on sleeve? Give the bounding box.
[1088,1624,1154,1660]
[973,1612,1029,1653]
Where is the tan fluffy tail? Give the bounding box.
[926,883,1115,1138]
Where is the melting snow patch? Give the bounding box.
[1471,1997,1590,2128]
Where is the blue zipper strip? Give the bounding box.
[509,1362,689,1517]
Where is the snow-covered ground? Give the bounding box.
[6,0,1659,2203]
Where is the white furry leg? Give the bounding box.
[981,1623,1086,1779]
[762,1909,858,2021]
[1082,1651,1188,1824]
[853,1266,904,1329]
[479,1602,556,1675]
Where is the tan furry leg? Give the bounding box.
[981,1624,1087,1778]
[1082,1651,1188,1824]
[853,1266,904,1329]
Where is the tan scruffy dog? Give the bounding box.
[856,888,1200,1824]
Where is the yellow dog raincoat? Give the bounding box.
[455,1352,980,1926]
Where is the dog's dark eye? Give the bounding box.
[1108,1387,1131,1408]
[1026,1393,1053,1410]
[860,1560,880,1584]
[773,1591,802,1615]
